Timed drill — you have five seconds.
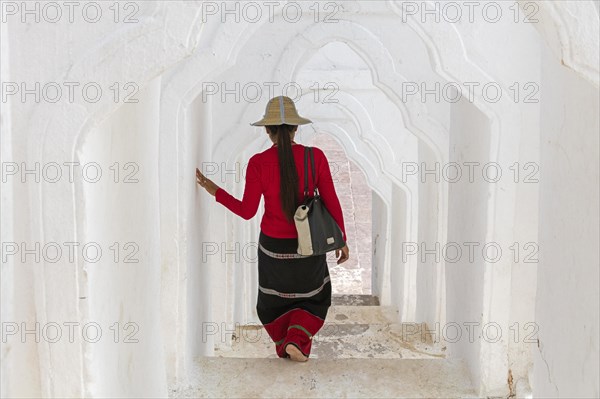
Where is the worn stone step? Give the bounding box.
[312,322,445,359]
[331,294,380,306]
[325,305,399,324]
[170,357,477,398]
[214,321,445,360]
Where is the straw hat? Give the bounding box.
[250,96,312,126]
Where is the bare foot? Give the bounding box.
[285,344,308,362]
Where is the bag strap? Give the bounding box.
[303,146,309,197]
[309,147,318,195]
[303,146,318,197]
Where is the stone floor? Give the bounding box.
[307,134,372,295]
[214,295,446,360]
[170,357,477,398]
[331,294,379,306]
[171,295,474,398]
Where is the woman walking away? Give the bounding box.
[196,96,349,362]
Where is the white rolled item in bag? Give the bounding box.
[294,204,313,255]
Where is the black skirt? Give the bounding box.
[256,230,332,357]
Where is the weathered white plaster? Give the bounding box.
[1,1,598,397]
[79,76,167,398]
[531,43,599,398]
[522,0,600,87]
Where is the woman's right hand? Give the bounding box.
[336,244,349,264]
[196,168,220,196]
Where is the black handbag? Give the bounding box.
[294,146,346,256]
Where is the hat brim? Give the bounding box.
[250,116,312,126]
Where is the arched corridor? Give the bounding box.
[1,1,598,398]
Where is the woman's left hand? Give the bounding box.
[196,168,220,196]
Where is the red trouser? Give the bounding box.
[263,308,325,358]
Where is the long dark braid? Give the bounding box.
[268,124,299,222]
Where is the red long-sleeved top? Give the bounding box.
[215,143,347,241]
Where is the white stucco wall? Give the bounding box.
[1,1,598,398]
[445,96,493,392]
[416,142,445,330]
[531,43,600,398]
[79,76,167,397]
